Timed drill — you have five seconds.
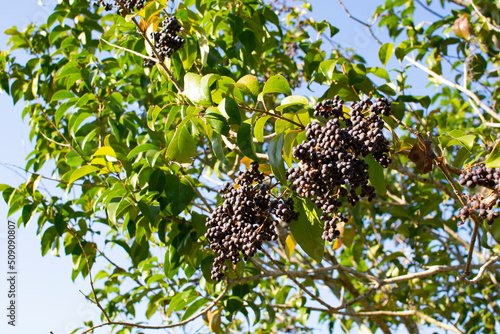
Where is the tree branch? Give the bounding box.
[80,282,232,334]
[458,254,500,284]
[392,164,458,201]
[405,56,500,123]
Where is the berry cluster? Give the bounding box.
[96,0,146,12]
[205,162,299,281]
[121,0,147,11]
[459,163,500,225]
[287,96,392,242]
[144,16,185,67]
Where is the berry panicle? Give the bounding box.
[205,161,299,281]
[459,163,500,225]
[288,96,392,242]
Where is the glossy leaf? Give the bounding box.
[289,197,324,263]
[184,72,211,106]
[68,165,100,184]
[262,74,291,96]
[205,107,230,136]
[268,132,287,185]
[365,155,387,196]
[164,174,196,216]
[237,120,259,161]
[254,115,271,142]
[218,97,241,125]
[486,140,500,168]
[378,43,393,66]
[51,90,74,102]
[166,118,198,164]
[276,95,308,111]
[235,74,259,97]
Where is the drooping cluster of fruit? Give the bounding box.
[458,163,500,225]
[286,96,392,242]
[96,0,146,12]
[143,16,185,67]
[205,162,299,281]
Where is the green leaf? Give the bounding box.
[319,58,344,80]
[179,36,198,71]
[276,95,309,111]
[489,219,500,245]
[268,133,287,185]
[147,105,164,131]
[225,296,244,313]
[275,285,292,304]
[218,97,241,125]
[58,61,81,78]
[69,112,93,137]
[365,155,387,196]
[51,90,74,102]
[68,165,100,184]
[254,115,271,142]
[205,107,230,136]
[237,120,259,161]
[396,95,431,109]
[211,133,227,164]
[283,131,298,167]
[201,73,220,94]
[107,197,131,226]
[376,251,406,268]
[439,130,476,151]
[289,197,324,263]
[378,43,393,66]
[127,144,158,159]
[54,101,73,125]
[164,174,196,216]
[262,74,291,96]
[235,74,259,98]
[486,140,500,168]
[149,169,167,193]
[453,146,471,169]
[181,298,209,321]
[166,123,197,164]
[368,67,390,81]
[184,73,211,106]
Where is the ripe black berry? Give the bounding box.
[205,162,299,281]
[288,96,392,242]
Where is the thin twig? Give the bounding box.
[0,162,104,187]
[261,248,341,313]
[405,56,500,123]
[458,254,500,284]
[415,0,446,19]
[100,38,157,62]
[69,229,111,323]
[39,108,88,161]
[392,164,457,200]
[80,282,232,334]
[415,311,465,334]
[336,0,383,45]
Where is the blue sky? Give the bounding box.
[0,1,459,334]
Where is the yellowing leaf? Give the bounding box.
[208,308,222,334]
[93,146,117,158]
[285,234,296,259]
[331,238,342,250]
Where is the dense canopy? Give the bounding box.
[3,0,500,333]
